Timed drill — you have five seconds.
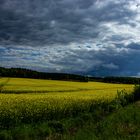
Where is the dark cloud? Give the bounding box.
[1,44,140,76]
[0,0,140,76]
[127,43,140,50]
[0,0,136,46]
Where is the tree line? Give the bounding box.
[0,67,88,82]
[88,76,140,84]
[0,67,140,84]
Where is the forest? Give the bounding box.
[1,67,140,84]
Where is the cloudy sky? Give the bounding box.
[0,0,140,76]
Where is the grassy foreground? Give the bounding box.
[67,101,140,140]
[0,78,137,139]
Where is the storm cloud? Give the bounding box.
[0,0,140,76]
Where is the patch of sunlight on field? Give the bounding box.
[0,78,133,96]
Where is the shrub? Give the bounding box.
[132,85,140,101]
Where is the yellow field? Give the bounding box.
[0,77,133,98]
[0,78,134,124]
